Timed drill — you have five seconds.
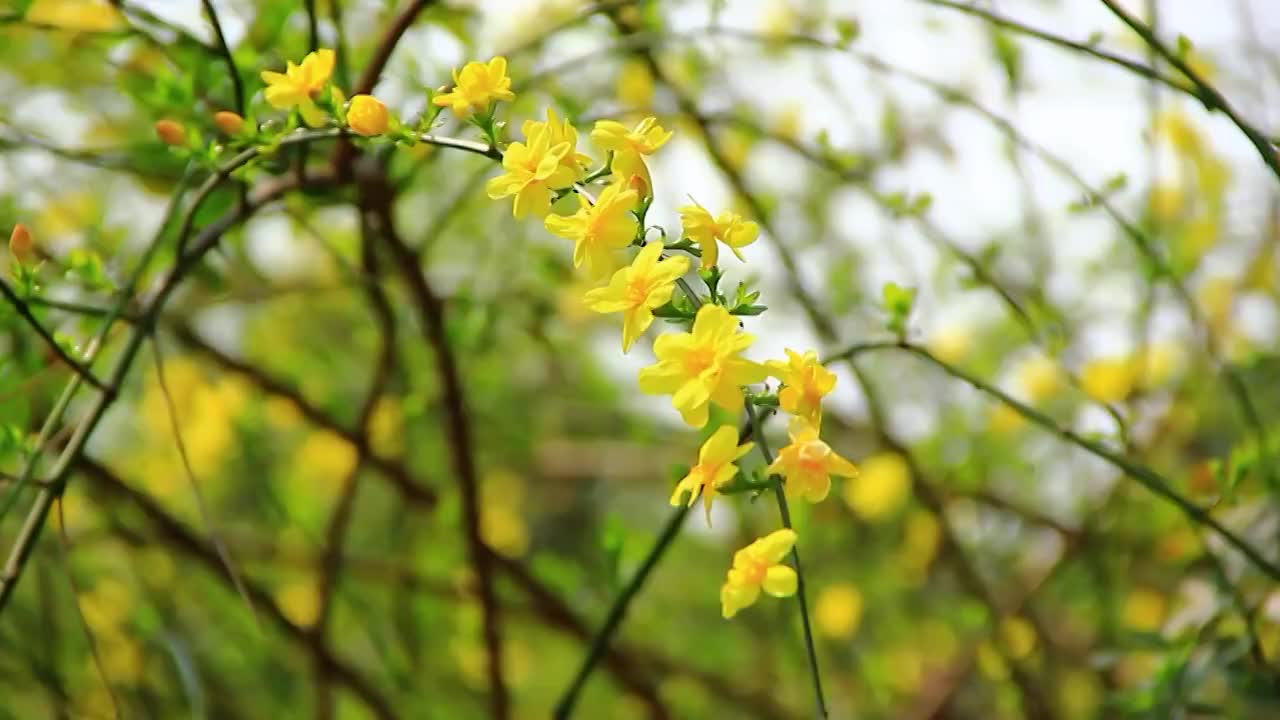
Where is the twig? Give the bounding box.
[200,0,244,115]
[1097,0,1280,183]
[55,500,122,717]
[0,277,109,393]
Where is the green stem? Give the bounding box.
[745,401,828,718]
[553,505,689,719]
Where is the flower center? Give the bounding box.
[683,346,717,376]
[625,276,652,306]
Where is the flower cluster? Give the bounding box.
[179,51,860,621]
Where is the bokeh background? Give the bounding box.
[2,0,1280,717]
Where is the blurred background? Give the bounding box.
[2,0,1279,717]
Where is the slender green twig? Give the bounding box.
[553,505,690,719]
[833,340,1280,582]
[746,401,828,718]
[200,0,244,115]
[1097,0,1280,183]
[0,278,109,392]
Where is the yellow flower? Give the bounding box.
[814,583,863,639]
[522,107,593,181]
[487,126,576,219]
[616,58,654,109]
[1017,353,1062,402]
[432,56,515,117]
[1080,356,1135,404]
[721,528,798,618]
[669,425,754,525]
[213,111,245,135]
[591,116,673,194]
[638,304,768,427]
[678,202,760,269]
[347,94,389,136]
[583,242,690,352]
[767,418,857,503]
[26,0,123,31]
[544,182,639,276]
[261,49,336,128]
[766,349,836,427]
[844,451,910,521]
[154,119,186,146]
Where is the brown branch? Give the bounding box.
[361,164,509,719]
[77,457,399,720]
[169,323,437,508]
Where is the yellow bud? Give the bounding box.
[213,110,245,135]
[347,94,389,137]
[154,119,187,147]
[8,223,33,263]
[626,173,649,198]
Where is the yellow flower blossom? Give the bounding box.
[346,94,389,136]
[1080,356,1135,404]
[26,0,123,32]
[721,528,798,618]
[616,58,654,109]
[678,202,760,269]
[432,56,515,117]
[814,583,863,638]
[522,107,593,180]
[1017,353,1062,402]
[591,116,673,194]
[669,425,754,525]
[487,126,576,219]
[844,451,910,521]
[766,349,836,427]
[767,418,858,503]
[261,49,336,128]
[583,242,690,352]
[637,304,768,427]
[544,182,639,276]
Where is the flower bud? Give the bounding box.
[154,119,187,147]
[347,94,389,137]
[8,223,33,263]
[626,173,649,198]
[213,111,245,135]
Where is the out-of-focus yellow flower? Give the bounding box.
[616,58,654,110]
[721,528,797,618]
[8,223,34,263]
[768,418,858,503]
[999,616,1037,660]
[988,402,1025,434]
[1080,356,1136,404]
[98,634,144,685]
[1059,668,1102,719]
[773,103,803,143]
[814,583,863,638]
[678,203,760,269]
[27,0,123,31]
[760,0,797,38]
[544,182,639,276]
[583,241,690,352]
[844,451,909,521]
[432,57,515,117]
[766,348,836,427]
[1124,588,1166,631]
[213,110,245,135]
[79,578,132,633]
[154,119,186,146]
[1148,183,1184,222]
[482,505,529,557]
[487,125,576,219]
[976,641,1010,681]
[638,304,767,427]
[368,396,404,456]
[670,425,754,525]
[927,326,972,365]
[885,646,925,694]
[522,107,593,181]
[1155,110,1202,156]
[275,578,321,628]
[1018,353,1062,402]
[261,49,335,128]
[899,509,940,581]
[1198,275,1235,329]
[1134,344,1181,389]
[592,116,673,194]
[346,94,389,136]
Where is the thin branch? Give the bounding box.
[365,167,509,718]
[1097,0,1280,183]
[200,0,244,115]
[0,277,109,393]
[54,500,122,717]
